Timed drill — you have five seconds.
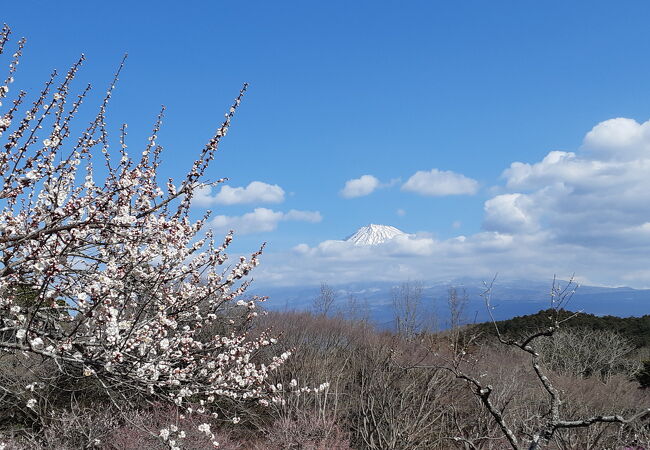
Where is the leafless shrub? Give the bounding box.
[536,327,641,381]
[0,402,118,449]
[550,374,650,449]
[255,311,368,430]
[104,405,244,450]
[258,413,351,450]
[350,341,454,450]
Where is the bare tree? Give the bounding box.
[447,286,468,355]
[345,292,370,323]
[313,282,336,317]
[392,280,425,339]
[412,277,649,449]
[451,278,648,449]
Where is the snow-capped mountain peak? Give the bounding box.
[345,224,406,246]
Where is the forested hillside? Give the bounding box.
[473,309,650,349]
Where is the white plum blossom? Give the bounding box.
[30,337,44,350]
[197,423,212,435]
[0,25,287,444]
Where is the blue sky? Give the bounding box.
[6,1,650,288]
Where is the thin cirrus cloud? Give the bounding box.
[401,168,479,196]
[340,175,381,198]
[211,208,322,235]
[193,181,285,206]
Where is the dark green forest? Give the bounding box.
[473,309,650,349]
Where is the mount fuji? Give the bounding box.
[345,224,407,246]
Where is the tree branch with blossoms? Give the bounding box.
[0,24,289,448]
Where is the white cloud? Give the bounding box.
[402,169,478,196]
[257,231,553,287]
[249,117,650,288]
[384,234,436,256]
[211,207,322,234]
[495,119,650,248]
[582,117,650,160]
[291,234,438,260]
[483,193,539,234]
[253,221,650,288]
[194,181,285,206]
[340,175,381,198]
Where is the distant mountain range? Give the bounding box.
[251,224,649,327]
[253,278,650,329]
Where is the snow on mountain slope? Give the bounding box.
[345,224,407,246]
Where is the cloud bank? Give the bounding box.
[254,117,650,288]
